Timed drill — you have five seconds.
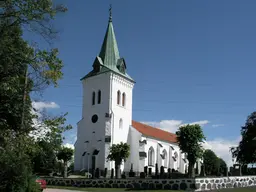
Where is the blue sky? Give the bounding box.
[27,0,256,165]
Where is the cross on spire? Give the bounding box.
[109,4,112,22]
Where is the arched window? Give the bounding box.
[97,90,101,104]
[122,92,126,106]
[148,147,155,166]
[119,118,123,129]
[162,149,168,167]
[92,92,95,105]
[117,90,121,105]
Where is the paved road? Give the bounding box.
[44,189,87,192]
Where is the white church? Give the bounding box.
[74,11,202,175]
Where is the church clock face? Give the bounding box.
[91,114,98,123]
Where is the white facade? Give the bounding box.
[74,72,134,172]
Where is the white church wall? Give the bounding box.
[74,120,85,171]
[110,74,134,146]
[125,126,142,172]
[141,137,185,173]
[74,73,113,171]
[101,73,134,171]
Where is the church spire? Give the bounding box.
[99,5,120,69]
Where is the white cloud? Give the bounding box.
[212,124,225,128]
[185,120,210,126]
[29,101,60,140]
[142,119,210,133]
[203,137,241,167]
[63,143,74,150]
[32,101,59,111]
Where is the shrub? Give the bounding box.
[121,174,126,179]
[95,168,100,178]
[155,163,159,176]
[160,166,165,178]
[0,137,34,192]
[129,171,135,177]
[104,168,108,178]
[111,168,114,179]
[26,177,42,192]
[140,172,146,179]
[144,166,148,175]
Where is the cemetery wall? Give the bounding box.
[45,176,256,191]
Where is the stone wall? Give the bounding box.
[45,176,256,191]
[195,176,256,191]
[45,178,196,190]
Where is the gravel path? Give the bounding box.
[44,189,87,192]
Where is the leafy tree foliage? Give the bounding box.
[218,157,227,176]
[32,140,58,175]
[57,147,74,178]
[32,113,72,175]
[176,124,205,178]
[0,135,32,191]
[107,142,130,179]
[231,112,256,164]
[0,0,69,191]
[203,149,219,176]
[0,22,33,134]
[0,0,67,41]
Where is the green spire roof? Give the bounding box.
[99,20,120,69]
[81,7,134,83]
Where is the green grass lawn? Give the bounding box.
[47,185,256,192]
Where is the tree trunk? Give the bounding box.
[115,163,121,179]
[188,162,195,178]
[64,161,67,178]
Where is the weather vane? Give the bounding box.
[109,4,112,22]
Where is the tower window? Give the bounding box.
[122,92,126,106]
[92,92,96,105]
[117,90,121,105]
[119,118,123,129]
[98,90,101,104]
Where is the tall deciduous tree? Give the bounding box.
[57,147,74,178]
[203,149,219,176]
[107,142,130,179]
[176,124,205,178]
[231,112,256,164]
[218,158,227,176]
[0,0,69,191]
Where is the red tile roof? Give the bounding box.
[132,120,178,143]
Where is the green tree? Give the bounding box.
[107,142,130,179]
[0,134,32,191]
[0,0,68,191]
[57,147,74,178]
[176,124,206,178]
[0,0,67,41]
[218,158,227,176]
[32,140,58,175]
[203,149,219,176]
[32,113,72,175]
[231,112,256,165]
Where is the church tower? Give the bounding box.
[74,7,135,172]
